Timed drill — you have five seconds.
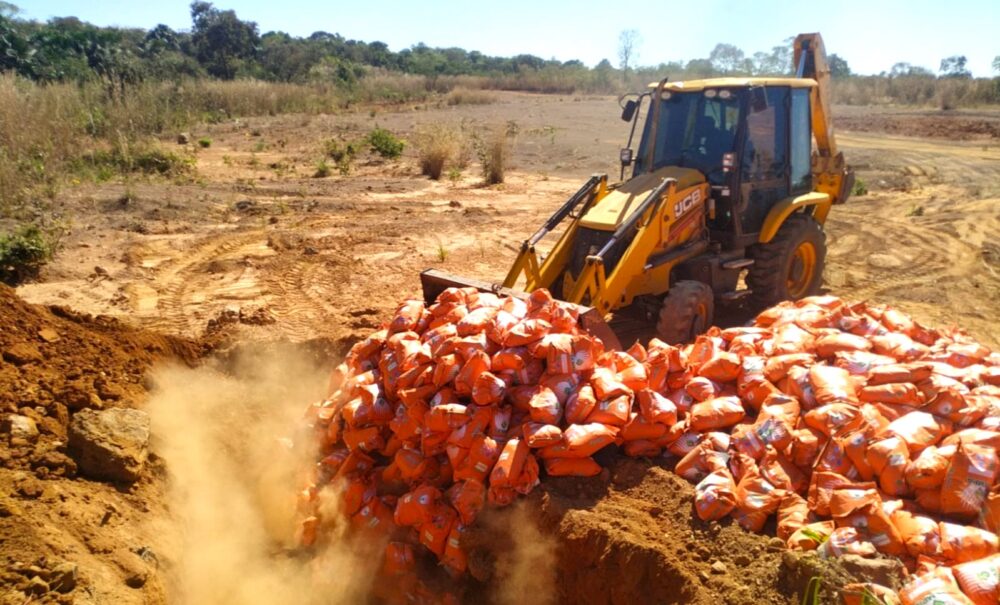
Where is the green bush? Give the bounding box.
[0,224,58,285]
[851,177,869,197]
[324,139,360,174]
[366,127,405,159]
[198,137,212,148]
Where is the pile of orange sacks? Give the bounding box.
[297,287,1000,605]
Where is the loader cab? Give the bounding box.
[633,80,814,249]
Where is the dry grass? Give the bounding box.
[475,125,516,185]
[414,125,465,180]
[447,88,497,106]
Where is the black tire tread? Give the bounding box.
[746,213,826,310]
[655,281,714,344]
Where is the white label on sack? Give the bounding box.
[475,462,488,473]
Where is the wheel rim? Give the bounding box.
[787,241,817,298]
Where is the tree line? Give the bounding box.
[0,2,997,93]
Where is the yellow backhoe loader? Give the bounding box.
[421,33,853,349]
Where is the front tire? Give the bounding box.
[655,281,714,344]
[747,213,826,310]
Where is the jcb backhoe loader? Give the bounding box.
[421,33,854,348]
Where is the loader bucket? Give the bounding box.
[419,268,622,351]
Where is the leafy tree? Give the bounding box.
[618,29,640,79]
[709,43,745,74]
[828,53,851,77]
[993,56,1000,75]
[890,62,933,78]
[190,1,259,79]
[939,55,971,79]
[685,58,715,78]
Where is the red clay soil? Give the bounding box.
[0,284,202,604]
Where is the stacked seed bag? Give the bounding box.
[297,289,1000,605]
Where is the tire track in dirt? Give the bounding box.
[828,133,1000,346]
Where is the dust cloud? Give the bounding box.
[486,501,557,605]
[146,345,380,605]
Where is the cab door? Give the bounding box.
[737,86,790,235]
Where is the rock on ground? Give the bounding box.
[68,408,150,483]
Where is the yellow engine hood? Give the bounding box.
[578,166,705,231]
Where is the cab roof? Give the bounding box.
[646,77,817,92]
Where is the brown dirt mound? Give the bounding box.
[0,284,203,604]
[0,283,203,473]
[463,456,796,605]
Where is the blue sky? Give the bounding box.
[16,0,1000,77]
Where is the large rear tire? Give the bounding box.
[747,213,826,310]
[655,281,714,345]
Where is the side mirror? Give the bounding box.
[620,148,633,166]
[621,99,637,122]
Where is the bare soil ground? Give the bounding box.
[4,92,1000,604]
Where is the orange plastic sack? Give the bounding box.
[764,353,815,383]
[455,431,499,475]
[389,299,425,334]
[688,396,745,432]
[809,365,860,405]
[939,522,1000,563]
[984,492,1000,534]
[343,426,386,453]
[675,440,729,482]
[538,423,618,459]
[455,351,490,397]
[886,411,952,454]
[833,350,897,376]
[419,505,458,557]
[841,584,901,605]
[548,335,598,374]
[803,403,861,437]
[817,527,877,558]
[693,469,737,521]
[523,423,563,448]
[637,389,678,425]
[697,351,741,382]
[623,440,662,457]
[590,367,632,401]
[953,553,1000,605]
[621,412,667,442]
[776,491,811,541]
[383,542,416,577]
[890,509,941,558]
[528,387,563,425]
[814,332,872,358]
[733,355,771,404]
[489,438,528,489]
[447,479,486,526]
[352,497,396,535]
[470,371,505,406]
[899,571,975,605]
[587,394,632,427]
[782,365,819,409]
[544,456,602,477]
[564,385,597,425]
[457,306,498,336]
[906,445,952,490]
[867,436,912,497]
[867,363,935,386]
[733,468,782,533]
[395,485,442,527]
[441,523,468,576]
[859,383,924,406]
[940,443,999,518]
[787,520,835,550]
[503,318,552,347]
[424,403,470,433]
[685,376,724,402]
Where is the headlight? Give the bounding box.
[704,89,717,98]
[719,90,732,100]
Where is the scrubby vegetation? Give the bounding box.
[0,1,997,213]
[0,223,60,284]
[366,127,405,159]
